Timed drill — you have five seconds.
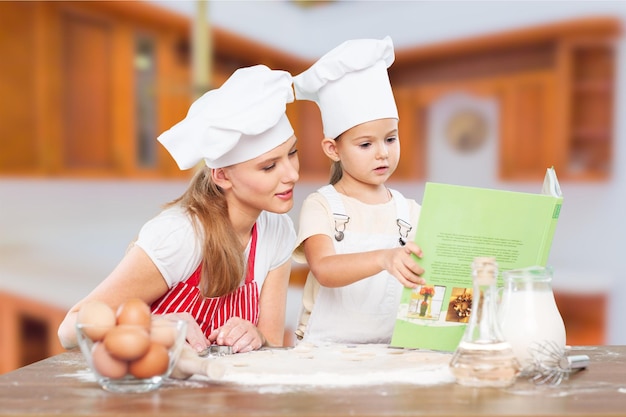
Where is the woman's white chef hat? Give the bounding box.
[293,36,397,139]
[158,65,295,169]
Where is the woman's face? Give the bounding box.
[221,135,300,215]
[335,118,400,186]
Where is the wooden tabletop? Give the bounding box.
[1,346,625,417]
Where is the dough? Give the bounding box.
[194,343,454,387]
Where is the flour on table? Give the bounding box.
[192,343,454,388]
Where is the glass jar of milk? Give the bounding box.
[499,266,567,373]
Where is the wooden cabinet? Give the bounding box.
[0,2,40,174]
[0,5,620,182]
[398,71,559,181]
[0,1,310,179]
[560,39,616,180]
[390,17,620,182]
[0,291,67,374]
[394,87,426,180]
[555,291,607,346]
[499,71,557,180]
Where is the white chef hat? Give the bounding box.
[158,65,295,169]
[293,36,397,139]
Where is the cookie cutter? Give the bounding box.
[198,344,233,357]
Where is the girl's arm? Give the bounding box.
[303,234,425,288]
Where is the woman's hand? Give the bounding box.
[382,241,426,288]
[208,317,265,353]
[160,312,209,354]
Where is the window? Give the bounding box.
[135,34,157,168]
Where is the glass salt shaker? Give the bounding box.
[449,257,520,387]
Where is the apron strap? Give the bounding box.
[318,185,412,244]
[244,223,258,284]
[389,189,409,224]
[318,185,350,242]
[389,189,412,245]
[151,222,260,334]
[318,184,346,214]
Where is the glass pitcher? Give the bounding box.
[450,257,520,387]
[499,266,566,372]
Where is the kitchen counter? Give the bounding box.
[1,345,625,417]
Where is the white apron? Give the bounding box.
[304,185,411,344]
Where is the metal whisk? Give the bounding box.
[527,340,589,385]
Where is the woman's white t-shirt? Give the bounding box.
[135,206,296,289]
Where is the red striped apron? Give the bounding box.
[151,224,259,337]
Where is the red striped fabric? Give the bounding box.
[151,224,259,337]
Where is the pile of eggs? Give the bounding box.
[77,298,178,380]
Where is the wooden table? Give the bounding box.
[1,346,625,417]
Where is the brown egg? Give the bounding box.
[91,341,128,379]
[116,298,151,330]
[129,342,170,379]
[150,320,177,348]
[103,325,150,361]
[76,301,116,341]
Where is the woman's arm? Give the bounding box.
[57,245,171,349]
[207,259,291,352]
[256,259,290,346]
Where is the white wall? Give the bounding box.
[153,1,626,59]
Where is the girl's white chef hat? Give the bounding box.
[293,36,397,139]
[158,65,294,169]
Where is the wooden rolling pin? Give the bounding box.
[170,344,226,380]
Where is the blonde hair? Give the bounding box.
[165,166,244,298]
[329,131,345,185]
[329,161,343,185]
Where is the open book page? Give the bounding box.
[390,167,563,351]
[542,166,562,198]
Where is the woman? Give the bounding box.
[58,65,299,355]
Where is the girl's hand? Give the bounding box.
[382,241,426,288]
[160,312,209,354]
[208,317,265,353]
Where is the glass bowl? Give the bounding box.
[76,317,187,393]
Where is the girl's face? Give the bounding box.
[219,135,300,216]
[334,118,400,186]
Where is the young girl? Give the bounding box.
[292,37,425,344]
[57,65,299,355]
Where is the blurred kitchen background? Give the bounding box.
[1,0,624,373]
